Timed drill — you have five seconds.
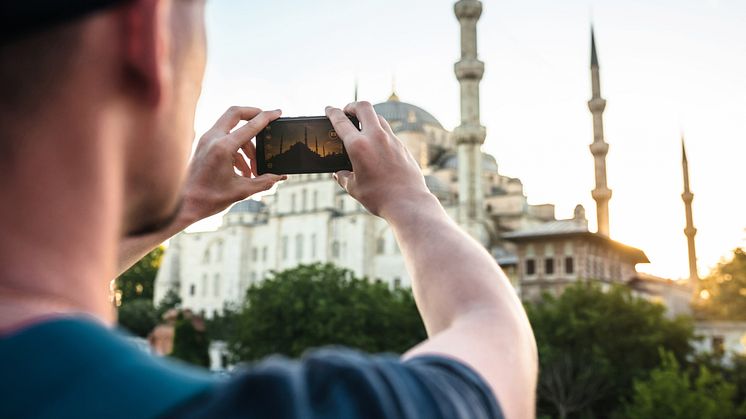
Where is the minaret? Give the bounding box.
[304,125,308,148]
[315,136,319,155]
[454,0,487,244]
[279,135,284,154]
[681,136,700,297]
[588,27,612,237]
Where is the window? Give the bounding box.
[312,190,318,210]
[203,249,211,264]
[250,271,256,284]
[545,258,555,275]
[216,242,223,262]
[262,246,268,262]
[311,233,317,258]
[526,259,536,276]
[251,247,258,262]
[201,274,208,297]
[301,189,307,211]
[291,194,296,213]
[565,257,574,274]
[394,278,401,289]
[713,336,725,356]
[332,241,340,258]
[296,234,304,260]
[189,284,196,296]
[282,236,288,260]
[213,274,221,297]
[376,237,386,255]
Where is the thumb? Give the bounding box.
[239,173,287,196]
[333,170,355,194]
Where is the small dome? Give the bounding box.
[424,175,451,198]
[227,199,265,214]
[436,151,499,174]
[374,95,444,133]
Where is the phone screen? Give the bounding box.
[256,116,358,175]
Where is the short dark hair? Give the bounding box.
[0,23,82,162]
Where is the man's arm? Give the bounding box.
[326,102,537,419]
[117,107,287,276]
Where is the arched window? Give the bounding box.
[295,234,304,260]
[203,249,211,264]
[201,274,208,297]
[331,241,340,258]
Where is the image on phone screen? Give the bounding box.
[256,116,358,175]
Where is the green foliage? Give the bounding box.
[228,263,426,361]
[694,353,746,418]
[156,287,182,320]
[697,248,746,320]
[205,303,239,342]
[115,247,164,303]
[616,351,744,419]
[117,298,157,338]
[171,312,210,367]
[527,283,694,419]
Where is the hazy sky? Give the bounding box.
[191,0,746,280]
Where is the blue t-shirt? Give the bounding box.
[0,317,503,419]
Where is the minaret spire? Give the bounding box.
[681,135,700,298]
[304,124,308,147]
[588,26,612,237]
[454,0,487,244]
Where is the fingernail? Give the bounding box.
[332,173,338,180]
[325,106,332,110]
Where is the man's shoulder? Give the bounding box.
[163,347,504,419]
[0,316,216,419]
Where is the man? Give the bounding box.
[0,1,537,418]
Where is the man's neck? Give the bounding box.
[0,106,124,331]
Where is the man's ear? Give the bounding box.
[122,0,171,106]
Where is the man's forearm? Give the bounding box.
[384,192,525,335]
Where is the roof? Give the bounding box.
[374,95,444,132]
[503,220,650,264]
[227,199,265,214]
[435,151,499,173]
[591,26,599,67]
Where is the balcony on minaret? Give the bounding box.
[454,125,487,145]
[454,0,482,20]
[587,97,607,112]
[592,188,612,201]
[455,59,485,80]
[684,226,698,237]
[682,191,694,203]
[589,141,609,155]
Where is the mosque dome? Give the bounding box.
[227,199,265,214]
[374,93,444,133]
[424,175,452,199]
[436,151,499,174]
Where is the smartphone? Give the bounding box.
[256,116,360,175]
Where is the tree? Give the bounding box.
[117,298,158,338]
[115,246,164,303]
[696,248,746,320]
[228,263,426,362]
[527,283,694,419]
[156,287,182,320]
[616,351,744,419]
[171,311,210,367]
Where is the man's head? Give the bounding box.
[0,0,207,236]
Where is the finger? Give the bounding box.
[233,152,252,177]
[333,170,354,193]
[241,142,259,177]
[326,106,361,142]
[344,101,382,133]
[378,115,396,137]
[239,173,287,196]
[227,109,282,150]
[211,106,262,134]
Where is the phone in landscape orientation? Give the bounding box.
[255,116,360,175]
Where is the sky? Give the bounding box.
[191,0,746,280]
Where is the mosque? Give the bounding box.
[154,0,696,321]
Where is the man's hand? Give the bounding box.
[176,106,287,227]
[325,102,432,220]
[117,106,286,276]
